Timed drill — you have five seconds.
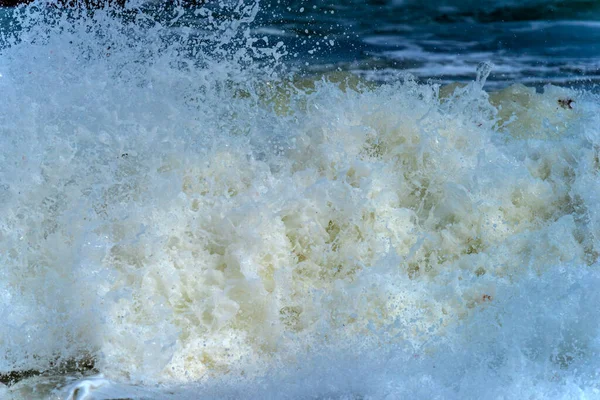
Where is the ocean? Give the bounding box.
[0,0,599,399]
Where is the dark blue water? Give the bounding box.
[254,0,600,87]
[1,0,599,87]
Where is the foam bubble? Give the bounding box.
[1,2,600,399]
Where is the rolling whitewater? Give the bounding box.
[1,1,600,399]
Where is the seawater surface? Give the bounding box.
[256,0,600,87]
[1,1,600,399]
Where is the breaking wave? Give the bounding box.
[1,1,600,399]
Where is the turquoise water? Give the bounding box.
[0,1,600,399]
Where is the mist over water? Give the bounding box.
[1,1,600,399]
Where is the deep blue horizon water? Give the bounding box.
[2,0,599,87]
[1,1,600,399]
[254,0,600,87]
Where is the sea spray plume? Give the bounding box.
[0,0,286,82]
[44,74,600,398]
[0,0,288,384]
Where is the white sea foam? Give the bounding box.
[1,2,600,399]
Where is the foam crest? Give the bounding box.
[1,2,600,398]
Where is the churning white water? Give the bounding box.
[1,1,600,399]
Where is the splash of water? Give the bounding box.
[1,1,600,399]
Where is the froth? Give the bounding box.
[1,2,600,398]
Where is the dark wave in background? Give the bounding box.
[261,0,600,27]
[256,0,600,87]
[1,0,599,87]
